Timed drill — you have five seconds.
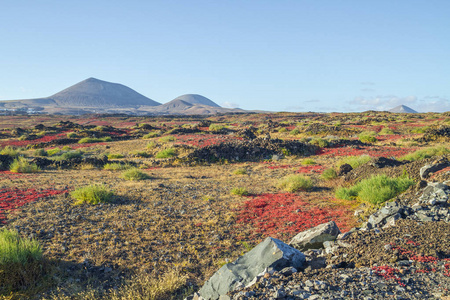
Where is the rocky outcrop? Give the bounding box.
[197,237,305,300]
[289,221,341,251]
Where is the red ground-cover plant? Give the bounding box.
[0,188,68,223]
[372,265,405,286]
[316,145,414,158]
[236,193,354,239]
[296,165,325,174]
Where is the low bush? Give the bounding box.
[410,126,430,134]
[335,174,414,205]
[103,163,132,171]
[78,137,112,144]
[378,128,395,135]
[233,168,248,175]
[155,148,177,159]
[337,155,371,169]
[301,158,316,165]
[34,149,48,157]
[10,157,40,173]
[231,187,249,196]
[71,185,114,205]
[54,151,83,161]
[290,129,300,135]
[209,124,225,132]
[107,153,125,159]
[309,138,328,147]
[0,146,19,157]
[66,132,78,138]
[146,141,157,149]
[158,136,176,143]
[46,147,62,156]
[132,151,151,158]
[278,127,288,133]
[0,228,44,294]
[398,146,450,161]
[122,168,151,181]
[278,175,313,192]
[143,131,162,139]
[321,168,338,180]
[359,131,377,143]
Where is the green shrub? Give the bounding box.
[410,126,430,134]
[66,132,78,138]
[209,124,225,132]
[108,153,125,159]
[71,185,114,205]
[278,127,288,133]
[359,133,377,143]
[290,129,300,135]
[155,148,177,159]
[302,158,316,165]
[321,168,338,180]
[54,151,83,161]
[0,146,19,157]
[398,146,450,161]
[103,163,132,171]
[132,151,151,158]
[337,155,371,169]
[143,131,162,139]
[34,149,48,157]
[230,187,249,196]
[78,137,112,144]
[0,228,44,294]
[309,138,328,147]
[62,146,72,151]
[158,136,176,143]
[233,168,248,175]
[146,141,157,149]
[10,157,40,173]
[378,128,395,135]
[46,147,62,156]
[122,168,151,181]
[335,174,414,205]
[278,175,313,192]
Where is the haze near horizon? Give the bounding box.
[1,1,449,112]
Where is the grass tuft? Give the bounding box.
[122,168,151,181]
[337,155,371,169]
[0,228,44,294]
[230,187,249,196]
[233,168,248,175]
[0,146,19,157]
[71,185,114,205]
[335,174,414,205]
[321,168,338,180]
[278,175,313,192]
[155,148,177,159]
[398,146,450,161]
[103,163,132,171]
[10,157,40,173]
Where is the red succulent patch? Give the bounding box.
[0,188,68,223]
[296,165,325,174]
[316,145,414,158]
[236,193,354,239]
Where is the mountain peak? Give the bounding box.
[171,94,220,107]
[389,105,418,113]
[49,78,160,107]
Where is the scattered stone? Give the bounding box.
[289,221,341,251]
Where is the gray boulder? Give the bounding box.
[198,237,305,300]
[289,221,341,251]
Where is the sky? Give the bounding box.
[1,1,449,112]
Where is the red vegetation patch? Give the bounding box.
[174,134,243,148]
[296,165,325,174]
[0,135,61,148]
[0,188,68,223]
[236,193,354,239]
[316,145,414,158]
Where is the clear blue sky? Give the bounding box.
[1,1,449,112]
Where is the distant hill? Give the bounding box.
[170,94,220,107]
[0,78,248,115]
[49,77,160,107]
[389,105,418,113]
